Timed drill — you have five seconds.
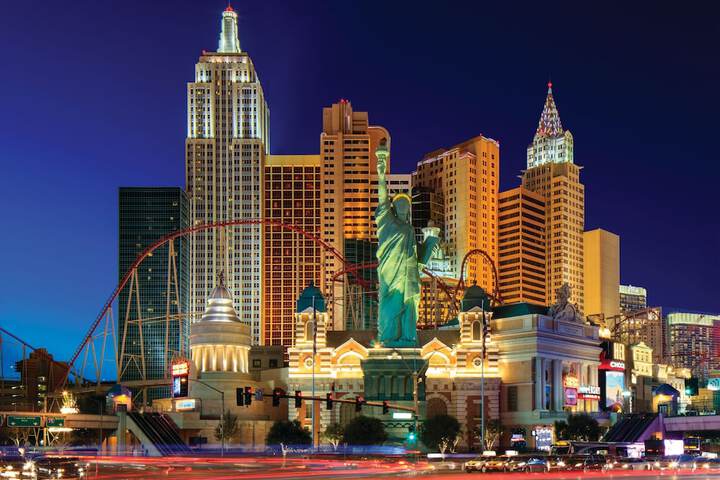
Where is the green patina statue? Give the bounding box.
[374,139,439,347]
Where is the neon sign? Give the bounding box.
[172,361,190,376]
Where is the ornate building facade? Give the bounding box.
[521,84,585,313]
[185,6,270,345]
[287,284,500,450]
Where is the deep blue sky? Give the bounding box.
[0,1,718,360]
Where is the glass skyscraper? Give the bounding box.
[118,187,190,397]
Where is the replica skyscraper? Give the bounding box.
[185,6,269,345]
[521,83,585,311]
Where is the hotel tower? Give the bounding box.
[521,83,585,311]
[185,6,269,345]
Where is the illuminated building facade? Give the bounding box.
[185,6,270,345]
[620,284,647,313]
[521,83,585,312]
[497,187,547,306]
[412,136,499,293]
[118,187,190,390]
[288,284,500,450]
[612,307,666,364]
[154,278,286,446]
[412,186,445,244]
[320,100,389,330]
[494,302,601,449]
[584,229,620,319]
[667,311,720,379]
[262,154,322,347]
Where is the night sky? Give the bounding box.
[1,1,718,360]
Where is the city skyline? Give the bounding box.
[1,0,719,359]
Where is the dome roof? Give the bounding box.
[209,283,233,300]
[200,275,242,323]
[296,281,326,313]
[461,282,490,312]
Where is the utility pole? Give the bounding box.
[480,306,486,451]
[311,294,318,451]
[413,371,419,441]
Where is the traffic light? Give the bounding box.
[272,388,282,407]
[236,387,244,406]
[326,392,333,410]
[295,390,303,408]
[407,424,416,442]
[382,400,389,415]
[686,377,700,396]
[244,386,252,406]
[355,395,365,412]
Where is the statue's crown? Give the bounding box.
[392,193,411,204]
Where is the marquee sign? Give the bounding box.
[564,387,578,406]
[578,385,601,400]
[172,360,190,398]
[599,359,625,371]
[171,361,190,376]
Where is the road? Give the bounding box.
[75,457,720,480]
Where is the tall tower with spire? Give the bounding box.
[521,83,585,311]
[185,6,270,345]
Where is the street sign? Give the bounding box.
[46,418,65,428]
[7,416,41,427]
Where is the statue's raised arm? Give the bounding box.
[373,138,422,347]
[376,138,389,205]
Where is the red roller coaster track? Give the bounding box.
[63,219,501,387]
[66,219,345,376]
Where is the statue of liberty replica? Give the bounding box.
[375,139,439,347]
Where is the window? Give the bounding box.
[269,359,278,369]
[305,321,315,341]
[472,321,482,341]
[252,359,261,368]
[507,386,518,412]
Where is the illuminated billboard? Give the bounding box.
[172,360,190,398]
[605,370,625,410]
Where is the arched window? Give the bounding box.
[305,320,315,342]
[427,397,448,418]
[472,320,482,341]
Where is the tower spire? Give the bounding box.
[535,82,563,138]
[218,4,241,53]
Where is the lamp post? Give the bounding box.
[189,378,225,456]
[311,294,318,452]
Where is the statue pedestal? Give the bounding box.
[361,347,427,403]
[360,348,427,444]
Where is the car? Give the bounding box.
[464,455,510,473]
[0,454,35,479]
[30,456,89,479]
[648,454,697,471]
[582,455,610,472]
[559,455,608,472]
[611,457,652,470]
[505,456,549,473]
[464,457,488,473]
[546,456,569,471]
